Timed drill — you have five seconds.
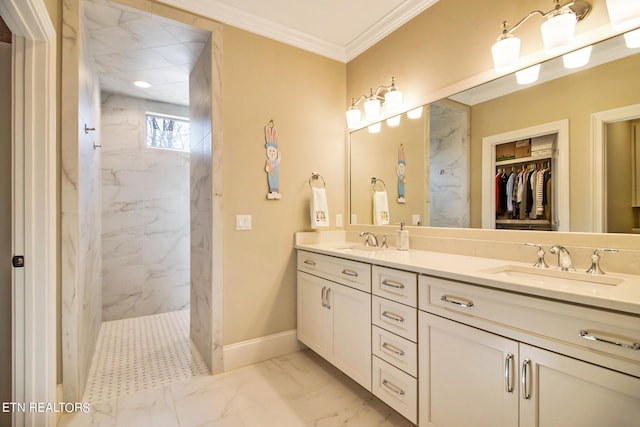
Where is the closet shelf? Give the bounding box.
[496,154,552,167]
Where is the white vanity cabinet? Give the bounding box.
[418,275,640,427]
[297,251,372,390]
[371,265,419,424]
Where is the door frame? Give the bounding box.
[0,0,57,426]
[591,103,640,232]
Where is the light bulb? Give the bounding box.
[386,115,401,127]
[492,34,521,73]
[346,108,361,129]
[407,106,423,119]
[606,0,640,31]
[562,45,592,69]
[624,28,640,48]
[384,89,403,112]
[516,64,541,85]
[541,11,576,55]
[368,122,381,133]
[364,98,381,120]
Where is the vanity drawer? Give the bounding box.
[372,325,417,377]
[419,275,640,377]
[372,295,417,342]
[297,250,371,293]
[372,356,417,424]
[372,266,417,307]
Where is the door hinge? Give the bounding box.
[12,256,25,268]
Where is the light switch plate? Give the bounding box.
[236,214,252,230]
[336,214,343,227]
[412,214,421,226]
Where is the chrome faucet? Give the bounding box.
[523,243,549,268]
[549,245,575,271]
[586,248,618,275]
[359,231,379,247]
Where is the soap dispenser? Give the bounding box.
[397,222,409,251]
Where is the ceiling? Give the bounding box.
[84,0,439,106]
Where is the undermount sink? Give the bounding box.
[332,244,387,253]
[481,265,623,287]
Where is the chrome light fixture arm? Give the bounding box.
[500,1,591,36]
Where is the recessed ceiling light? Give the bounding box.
[133,80,151,88]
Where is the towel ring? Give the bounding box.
[309,172,326,188]
[371,177,386,192]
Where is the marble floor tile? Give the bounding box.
[63,310,414,426]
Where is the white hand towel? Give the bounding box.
[373,190,390,225]
[310,186,330,228]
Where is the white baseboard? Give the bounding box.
[223,329,306,371]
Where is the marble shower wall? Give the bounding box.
[101,93,190,321]
[61,0,103,401]
[190,32,224,374]
[429,99,470,228]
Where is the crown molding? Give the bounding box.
[157,0,348,61]
[345,0,439,62]
[157,0,439,63]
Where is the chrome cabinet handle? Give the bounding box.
[521,359,532,400]
[325,288,331,310]
[341,269,359,277]
[382,379,405,396]
[382,279,405,289]
[505,353,514,393]
[382,342,405,356]
[440,295,474,308]
[578,330,640,351]
[321,286,327,308]
[303,259,316,266]
[382,311,405,323]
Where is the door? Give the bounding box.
[419,312,519,427]
[297,272,330,357]
[0,36,12,427]
[330,283,371,390]
[519,344,640,427]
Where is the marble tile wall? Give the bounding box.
[189,30,224,374]
[61,0,103,401]
[101,93,190,321]
[429,99,471,228]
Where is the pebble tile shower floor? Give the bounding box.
[83,310,209,403]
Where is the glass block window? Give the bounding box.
[145,113,190,152]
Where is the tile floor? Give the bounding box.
[60,311,414,427]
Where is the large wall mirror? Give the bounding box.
[349,31,640,234]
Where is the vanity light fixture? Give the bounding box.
[407,106,423,119]
[606,0,640,33]
[386,115,401,127]
[368,122,382,133]
[515,64,541,84]
[562,45,592,68]
[346,77,403,129]
[133,80,152,88]
[624,28,640,49]
[491,1,592,73]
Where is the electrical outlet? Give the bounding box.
[336,214,343,227]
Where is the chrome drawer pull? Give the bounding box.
[440,295,474,308]
[521,359,532,400]
[382,279,405,289]
[382,311,405,323]
[504,353,514,393]
[303,259,316,266]
[341,269,359,277]
[325,288,331,310]
[382,379,405,396]
[578,330,640,351]
[321,286,327,308]
[382,342,405,356]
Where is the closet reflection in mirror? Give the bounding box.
[349,32,640,232]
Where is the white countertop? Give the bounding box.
[295,241,640,316]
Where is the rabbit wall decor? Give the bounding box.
[264,120,282,200]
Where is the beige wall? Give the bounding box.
[222,26,345,344]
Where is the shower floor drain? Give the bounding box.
[82,310,209,403]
